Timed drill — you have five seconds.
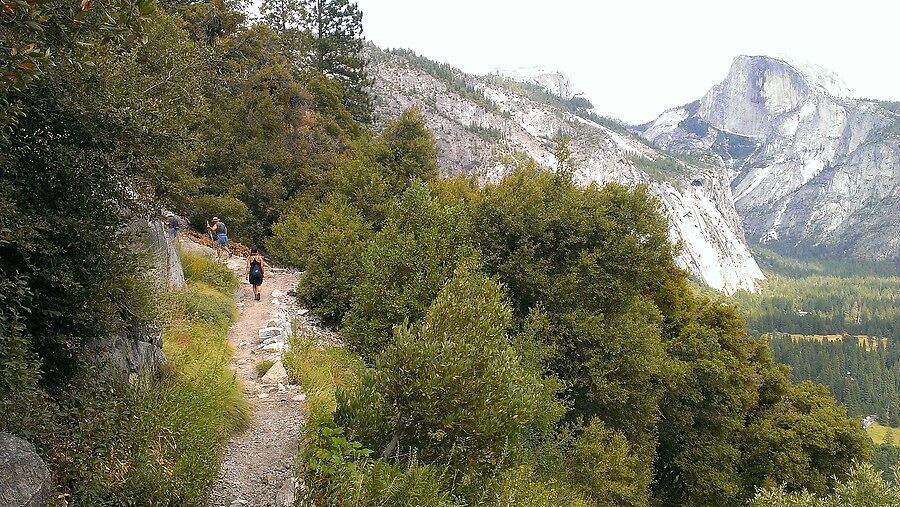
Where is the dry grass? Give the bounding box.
[867,422,900,446]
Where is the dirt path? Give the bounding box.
[203,252,305,507]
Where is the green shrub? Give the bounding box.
[751,462,900,507]
[333,369,393,454]
[373,107,440,194]
[359,459,458,507]
[369,261,563,496]
[268,211,317,270]
[489,465,581,507]
[270,196,373,323]
[341,183,473,359]
[566,419,650,507]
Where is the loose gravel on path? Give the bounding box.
[207,257,304,507]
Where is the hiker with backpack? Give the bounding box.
[247,248,267,301]
[207,217,228,260]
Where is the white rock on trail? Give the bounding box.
[260,361,289,384]
[258,327,282,342]
[261,343,286,353]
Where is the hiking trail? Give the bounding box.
[180,239,306,507]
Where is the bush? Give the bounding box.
[373,107,440,194]
[566,419,650,507]
[359,460,458,507]
[270,196,373,323]
[187,195,252,245]
[370,261,563,497]
[341,183,473,359]
[751,462,900,507]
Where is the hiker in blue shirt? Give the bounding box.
[207,217,228,260]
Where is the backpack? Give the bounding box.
[250,260,262,278]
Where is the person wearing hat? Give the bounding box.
[207,217,228,260]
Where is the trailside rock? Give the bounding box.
[82,216,183,385]
[132,216,186,291]
[260,361,289,384]
[275,477,296,506]
[88,322,167,386]
[258,327,283,343]
[0,433,51,507]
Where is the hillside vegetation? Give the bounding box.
[268,132,871,505]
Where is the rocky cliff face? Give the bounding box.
[637,55,900,261]
[491,67,575,99]
[88,217,185,385]
[370,49,764,293]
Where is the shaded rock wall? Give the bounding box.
[88,217,185,384]
[0,432,51,507]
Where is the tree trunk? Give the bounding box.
[381,419,407,459]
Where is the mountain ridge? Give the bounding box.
[637,54,900,262]
[369,47,765,293]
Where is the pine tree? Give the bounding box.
[300,0,373,123]
[260,0,304,33]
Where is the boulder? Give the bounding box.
[88,323,167,386]
[258,327,283,343]
[83,216,183,385]
[260,360,289,384]
[276,477,296,506]
[0,433,51,507]
[132,216,185,291]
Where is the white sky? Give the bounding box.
[355,0,900,124]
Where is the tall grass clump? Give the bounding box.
[118,252,249,505]
[283,333,362,424]
[180,251,240,294]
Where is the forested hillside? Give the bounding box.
[731,249,900,484]
[1,0,896,505]
[732,248,900,338]
[767,335,900,423]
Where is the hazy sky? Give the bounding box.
[354,0,900,124]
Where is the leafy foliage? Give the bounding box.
[271,196,373,323]
[751,462,900,507]
[341,183,472,358]
[373,262,562,484]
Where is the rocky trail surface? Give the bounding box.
[179,240,307,507]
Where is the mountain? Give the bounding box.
[368,48,764,293]
[636,55,900,262]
